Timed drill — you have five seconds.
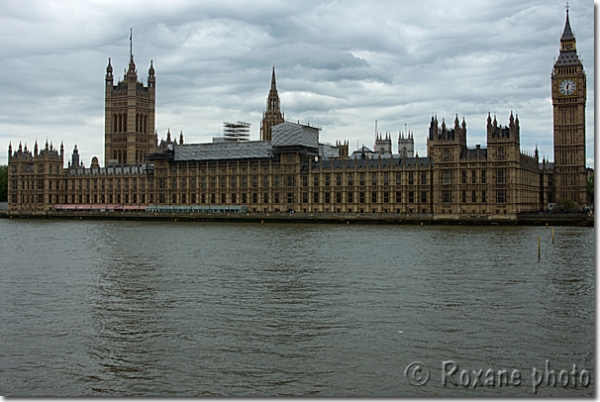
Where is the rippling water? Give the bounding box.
[0,220,594,396]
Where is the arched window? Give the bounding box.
[114,114,117,132]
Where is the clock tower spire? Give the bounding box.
[551,6,587,206]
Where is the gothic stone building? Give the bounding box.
[7,11,587,216]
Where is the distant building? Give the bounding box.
[6,10,587,216]
[398,130,414,158]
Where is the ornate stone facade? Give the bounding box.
[6,11,587,216]
[551,8,587,205]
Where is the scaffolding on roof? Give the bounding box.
[223,121,251,142]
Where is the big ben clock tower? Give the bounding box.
[551,7,587,205]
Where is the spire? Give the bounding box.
[561,4,574,42]
[106,58,113,74]
[270,64,277,91]
[127,28,136,76]
[129,27,133,62]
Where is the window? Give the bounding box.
[408,192,414,203]
[242,193,247,203]
[359,192,365,203]
[201,178,206,188]
[264,193,269,203]
[442,190,452,203]
[360,173,365,186]
[481,190,487,203]
[348,173,353,186]
[372,173,377,186]
[313,192,319,203]
[396,172,402,185]
[302,192,308,203]
[336,174,342,186]
[497,147,505,159]
[395,191,402,203]
[336,192,342,203]
[274,193,279,203]
[481,170,486,184]
[221,194,226,203]
[252,193,258,203]
[252,176,258,188]
[264,176,269,188]
[471,190,476,203]
[497,169,506,184]
[325,174,331,186]
[383,173,389,186]
[325,192,331,203]
[442,170,452,184]
[421,172,427,185]
[371,191,377,203]
[462,190,467,203]
[408,172,414,185]
[421,191,427,203]
[242,177,247,188]
[383,191,389,203]
[471,170,476,184]
[287,175,294,187]
[443,149,450,160]
[301,176,308,187]
[348,192,354,203]
[313,174,319,187]
[221,177,227,188]
[497,190,506,203]
[461,170,466,184]
[287,193,294,203]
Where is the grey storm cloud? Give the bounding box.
[0,0,594,167]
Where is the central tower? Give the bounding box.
[260,66,284,141]
[104,30,157,166]
[551,8,587,205]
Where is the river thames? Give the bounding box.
[0,219,594,396]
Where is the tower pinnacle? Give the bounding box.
[130,28,133,62]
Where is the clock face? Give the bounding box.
[559,79,576,95]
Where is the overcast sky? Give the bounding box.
[0,0,595,167]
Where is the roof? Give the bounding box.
[555,50,581,67]
[561,12,574,41]
[174,141,273,161]
[272,121,319,149]
[460,147,488,160]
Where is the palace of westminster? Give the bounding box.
[6,11,588,216]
